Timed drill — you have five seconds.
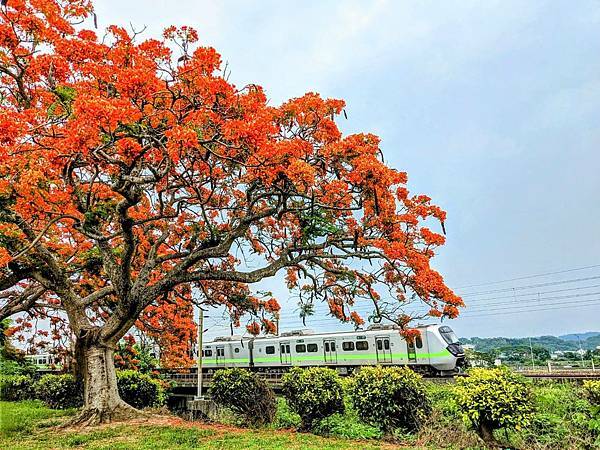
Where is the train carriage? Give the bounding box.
[200,323,464,376]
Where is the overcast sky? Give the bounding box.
[95,0,600,339]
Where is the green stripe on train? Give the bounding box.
[203,349,451,365]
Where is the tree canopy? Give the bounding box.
[0,0,461,379]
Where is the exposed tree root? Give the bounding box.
[63,400,147,428]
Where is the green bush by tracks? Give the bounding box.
[583,380,600,406]
[281,367,345,430]
[210,368,276,426]
[348,366,431,433]
[455,367,534,442]
[0,374,35,401]
[34,374,83,409]
[116,370,167,409]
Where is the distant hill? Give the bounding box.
[558,331,600,341]
[461,332,600,352]
[586,335,600,349]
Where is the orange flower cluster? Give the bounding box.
[350,311,365,326]
[246,322,261,336]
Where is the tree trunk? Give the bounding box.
[477,421,497,445]
[67,343,144,426]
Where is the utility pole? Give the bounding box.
[577,335,585,368]
[196,308,204,400]
[529,337,536,371]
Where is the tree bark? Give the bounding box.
[477,421,497,445]
[67,342,144,426]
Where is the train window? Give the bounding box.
[307,343,318,352]
[377,340,382,351]
[384,340,390,350]
[203,349,213,357]
[324,342,330,352]
[342,341,355,351]
[330,342,336,351]
[286,344,290,353]
[415,336,423,349]
[439,326,459,344]
[296,344,306,353]
[266,346,275,354]
[356,341,369,351]
[217,348,224,357]
[234,348,240,353]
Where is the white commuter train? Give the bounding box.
[200,323,465,376]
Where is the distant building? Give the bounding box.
[551,349,586,359]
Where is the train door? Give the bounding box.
[280,341,291,365]
[376,336,392,363]
[215,345,226,366]
[323,339,337,364]
[407,339,417,362]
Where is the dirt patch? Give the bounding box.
[58,413,179,432]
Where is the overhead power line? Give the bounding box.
[454,263,600,290]
[465,283,600,304]
[458,298,600,319]
[460,275,600,297]
[463,291,600,312]
[278,283,600,320]
[461,297,600,315]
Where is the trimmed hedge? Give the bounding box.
[211,368,276,426]
[34,374,83,409]
[455,367,534,441]
[348,366,431,432]
[116,369,167,409]
[32,371,166,410]
[281,367,345,430]
[0,374,35,401]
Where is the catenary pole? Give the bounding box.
[197,308,204,399]
[529,337,536,370]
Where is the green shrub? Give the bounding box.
[210,368,276,426]
[273,397,301,429]
[455,367,533,442]
[583,380,600,406]
[514,382,597,449]
[34,374,83,409]
[0,374,35,401]
[348,366,431,433]
[0,353,36,377]
[281,367,345,430]
[116,370,166,409]
[313,413,383,440]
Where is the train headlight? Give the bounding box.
[447,343,464,356]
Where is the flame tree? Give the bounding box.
[0,0,462,424]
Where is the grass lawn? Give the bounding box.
[0,401,398,449]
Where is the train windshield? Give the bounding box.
[439,326,459,344]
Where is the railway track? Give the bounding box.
[518,370,600,381]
